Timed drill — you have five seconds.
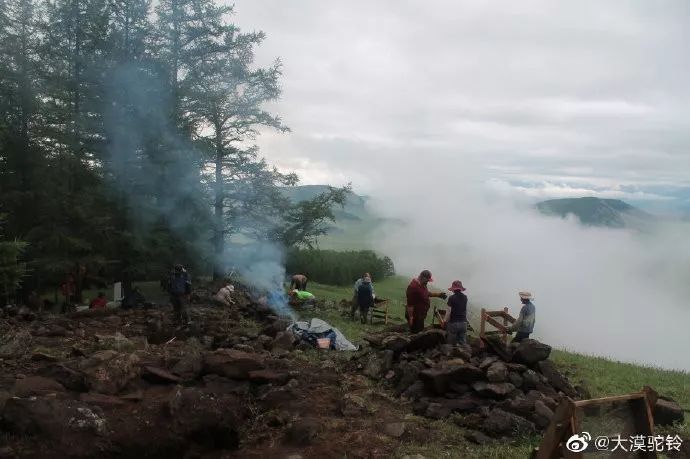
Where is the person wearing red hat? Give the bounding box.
[405,270,447,333]
[443,280,468,345]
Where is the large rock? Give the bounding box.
[79,393,127,407]
[12,376,66,397]
[402,381,426,400]
[512,340,551,365]
[384,422,406,438]
[478,356,498,370]
[0,329,32,358]
[472,382,516,398]
[537,360,577,398]
[654,398,684,426]
[445,396,481,413]
[203,349,265,379]
[483,408,536,437]
[382,334,410,353]
[508,372,523,388]
[363,350,394,380]
[171,350,203,381]
[506,363,528,373]
[1,397,106,438]
[81,350,140,395]
[495,396,534,418]
[142,366,182,384]
[533,400,554,429]
[285,418,321,446]
[394,360,424,395]
[420,364,483,395]
[452,345,473,362]
[203,375,251,396]
[270,331,295,351]
[36,363,86,392]
[30,347,63,362]
[521,369,540,389]
[405,329,446,353]
[425,402,451,419]
[486,362,509,383]
[248,370,290,386]
[95,332,135,352]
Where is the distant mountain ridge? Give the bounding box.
[279,185,368,221]
[280,185,393,249]
[536,197,653,228]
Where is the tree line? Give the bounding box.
[286,248,396,287]
[0,0,347,304]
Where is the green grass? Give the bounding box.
[551,350,690,426]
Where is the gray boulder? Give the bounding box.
[406,329,446,353]
[483,408,536,437]
[654,398,684,426]
[486,362,509,383]
[472,382,516,398]
[512,339,551,365]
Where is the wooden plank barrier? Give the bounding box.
[533,386,659,458]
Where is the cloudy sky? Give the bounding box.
[231,0,690,210]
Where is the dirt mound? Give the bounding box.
[0,288,408,459]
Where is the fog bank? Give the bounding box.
[368,165,690,372]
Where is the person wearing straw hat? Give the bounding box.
[443,280,468,345]
[507,291,536,343]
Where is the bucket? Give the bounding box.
[316,338,331,349]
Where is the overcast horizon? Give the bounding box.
[231,0,690,213]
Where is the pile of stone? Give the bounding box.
[356,328,684,442]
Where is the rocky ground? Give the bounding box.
[0,287,686,459]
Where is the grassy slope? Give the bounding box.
[307,276,689,457]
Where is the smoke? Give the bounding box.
[367,161,690,372]
[104,64,296,319]
[223,241,296,319]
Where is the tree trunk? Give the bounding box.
[212,122,224,280]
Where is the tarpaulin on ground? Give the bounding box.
[289,318,358,351]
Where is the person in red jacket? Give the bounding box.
[89,292,107,309]
[406,270,447,333]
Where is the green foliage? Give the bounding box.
[286,248,396,286]
[0,0,347,294]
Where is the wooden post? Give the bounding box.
[503,306,509,345]
[480,308,486,339]
[535,397,577,459]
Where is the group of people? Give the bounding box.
[406,270,536,345]
[85,264,193,325]
[287,273,315,305]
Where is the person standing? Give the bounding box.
[443,280,468,345]
[59,275,76,313]
[290,273,308,291]
[507,291,536,343]
[356,276,375,324]
[168,264,192,325]
[406,270,447,333]
[351,272,374,320]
